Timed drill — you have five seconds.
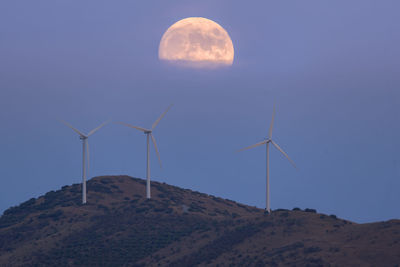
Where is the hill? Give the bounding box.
[0,176,399,266]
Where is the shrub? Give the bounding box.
[188,202,204,213]
[38,210,63,220]
[20,198,36,208]
[280,212,289,218]
[304,208,316,213]
[275,208,288,212]
[88,183,112,194]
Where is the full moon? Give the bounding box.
[159,17,234,68]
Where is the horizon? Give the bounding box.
[1,0,399,223]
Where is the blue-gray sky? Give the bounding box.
[0,0,399,223]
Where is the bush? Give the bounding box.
[20,198,36,208]
[38,210,63,220]
[274,208,288,212]
[292,207,301,211]
[280,212,289,218]
[188,202,204,213]
[304,208,316,213]
[89,183,112,194]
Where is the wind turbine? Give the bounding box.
[238,106,296,213]
[117,105,172,199]
[61,120,109,204]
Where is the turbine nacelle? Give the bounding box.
[60,120,110,140]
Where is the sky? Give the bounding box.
[0,0,399,223]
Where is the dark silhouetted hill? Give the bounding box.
[0,176,399,266]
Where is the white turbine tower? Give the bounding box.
[61,120,109,204]
[117,105,172,199]
[238,106,296,213]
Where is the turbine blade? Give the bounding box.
[88,120,110,136]
[116,122,149,132]
[151,134,162,168]
[237,140,267,153]
[271,140,296,168]
[268,105,276,139]
[152,104,173,130]
[60,120,86,137]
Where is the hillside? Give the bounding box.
[0,176,399,266]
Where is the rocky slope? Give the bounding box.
[0,176,399,266]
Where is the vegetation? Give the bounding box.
[304,208,317,213]
[0,175,399,266]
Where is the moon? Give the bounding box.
[159,17,234,68]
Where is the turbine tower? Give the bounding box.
[117,105,172,199]
[61,120,109,204]
[238,106,296,213]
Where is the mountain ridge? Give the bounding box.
[0,175,399,266]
